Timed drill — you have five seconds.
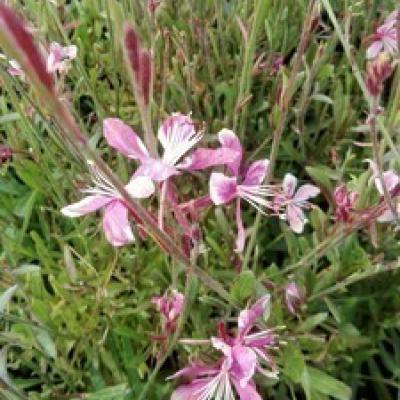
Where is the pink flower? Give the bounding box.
[272,173,320,233]
[284,282,303,315]
[170,359,262,400]
[7,59,24,78]
[367,9,399,59]
[61,162,154,246]
[46,41,77,74]
[369,162,400,223]
[208,129,270,252]
[169,295,277,400]
[152,289,184,333]
[104,114,203,182]
[334,184,358,223]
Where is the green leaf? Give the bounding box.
[35,330,57,359]
[283,343,305,383]
[306,366,351,400]
[297,312,328,332]
[230,271,256,302]
[0,285,18,314]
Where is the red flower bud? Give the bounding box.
[0,4,54,94]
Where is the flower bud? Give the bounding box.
[0,145,12,163]
[284,282,303,315]
[334,184,358,223]
[365,52,393,97]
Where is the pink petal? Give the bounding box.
[243,159,270,186]
[61,195,111,217]
[158,113,195,149]
[211,337,232,357]
[232,378,262,400]
[171,381,208,400]
[102,200,134,246]
[375,170,399,195]
[282,173,297,197]
[366,41,383,59]
[231,345,257,388]
[168,363,219,381]
[179,147,241,171]
[235,198,245,253]
[293,184,320,202]
[377,208,397,223]
[103,118,149,162]
[125,175,155,198]
[218,129,243,175]
[287,203,306,233]
[209,173,238,205]
[134,158,178,182]
[238,295,270,337]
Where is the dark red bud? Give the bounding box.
[0,4,54,93]
[0,145,12,163]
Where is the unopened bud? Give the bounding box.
[365,52,393,97]
[0,145,12,163]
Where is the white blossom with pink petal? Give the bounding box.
[61,161,154,246]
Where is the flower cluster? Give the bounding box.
[61,117,321,251]
[169,295,278,400]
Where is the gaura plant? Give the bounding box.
[0,2,400,399]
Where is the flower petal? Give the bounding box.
[231,345,257,388]
[232,378,262,400]
[102,201,134,246]
[235,198,246,253]
[171,381,207,400]
[125,175,155,198]
[287,203,306,233]
[218,128,242,175]
[103,118,149,162]
[158,114,201,166]
[243,159,270,186]
[282,173,297,197]
[366,41,383,59]
[209,173,238,205]
[61,195,111,217]
[179,147,241,171]
[238,295,270,337]
[293,184,320,202]
[134,158,178,182]
[375,170,400,195]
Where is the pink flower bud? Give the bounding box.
[148,0,161,14]
[0,145,12,163]
[152,289,184,333]
[365,52,393,97]
[0,4,54,93]
[284,282,303,315]
[123,24,152,105]
[334,184,358,223]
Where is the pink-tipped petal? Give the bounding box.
[179,147,241,171]
[375,171,400,195]
[103,118,149,162]
[209,173,238,205]
[171,381,208,400]
[238,295,270,337]
[125,175,155,198]
[158,114,195,149]
[235,198,246,253]
[102,201,134,246]
[232,379,262,400]
[243,159,270,186]
[134,158,178,182]
[218,128,243,175]
[293,184,320,202]
[61,195,111,217]
[287,203,306,233]
[282,173,297,197]
[231,345,257,388]
[367,41,383,59]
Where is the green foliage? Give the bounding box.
[0,0,399,399]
